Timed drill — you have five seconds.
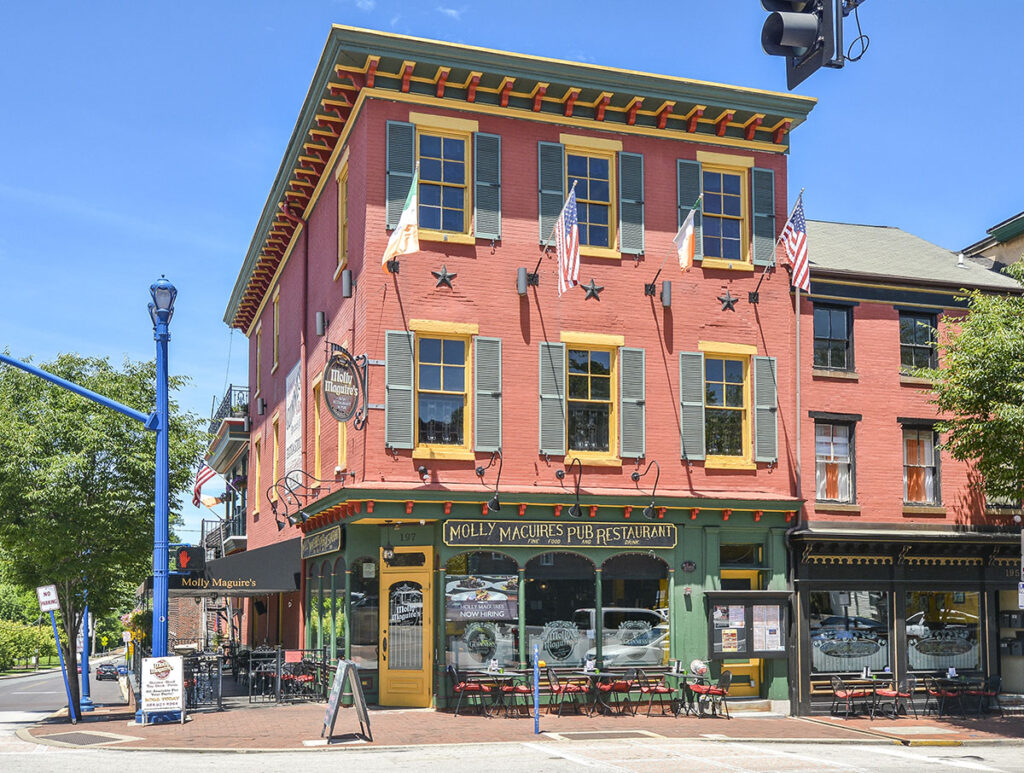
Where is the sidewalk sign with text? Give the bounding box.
[322,659,371,742]
[141,656,185,724]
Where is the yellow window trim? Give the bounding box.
[698,341,757,355]
[414,331,473,456]
[701,162,751,264]
[561,331,625,347]
[569,454,623,468]
[270,414,280,501]
[333,145,351,180]
[418,230,477,245]
[698,258,755,272]
[337,420,347,471]
[415,124,472,238]
[337,161,349,271]
[410,111,480,133]
[252,439,261,515]
[580,245,623,260]
[705,457,758,470]
[410,319,479,335]
[559,133,623,152]
[563,143,618,255]
[697,150,756,169]
[312,377,323,481]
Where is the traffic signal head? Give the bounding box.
[761,0,837,90]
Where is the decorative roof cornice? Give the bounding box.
[225,25,816,331]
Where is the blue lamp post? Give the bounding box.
[80,598,93,712]
[148,277,176,660]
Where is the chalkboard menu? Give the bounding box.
[322,659,371,743]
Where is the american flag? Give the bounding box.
[192,464,217,507]
[782,194,809,292]
[555,188,580,296]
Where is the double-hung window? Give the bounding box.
[417,336,468,447]
[899,312,937,371]
[815,423,853,502]
[418,133,467,235]
[814,304,853,370]
[903,427,939,504]
[567,153,612,248]
[704,357,747,458]
[567,347,614,453]
[702,168,744,262]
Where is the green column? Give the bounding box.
[518,567,527,669]
[329,567,337,661]
[668,567,676,663]
[437,568,447,708]
[343,570,352,661]
[595,568,603,666]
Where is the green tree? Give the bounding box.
[928,262,1024,503]
[0,353,207,709]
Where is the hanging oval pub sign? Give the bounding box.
[322,349,361,422]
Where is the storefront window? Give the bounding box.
[596,554,669,667]
[906,591,981,672]
[444,552,519,669]
[525,552,595,667]
[809,590,890,673]
[331,557,346,661]
[350,557,379,669]
[307,562,327,652]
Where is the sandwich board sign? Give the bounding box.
[322,659,371,742]
[141,656,185,724]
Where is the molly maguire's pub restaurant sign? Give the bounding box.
[443,520,677,549]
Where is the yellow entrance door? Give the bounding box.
[720,569,761,697]
[378,546,434,707]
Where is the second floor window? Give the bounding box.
[814,305,852,370]
[903,428,938,504]
[567,348,612,452]
[567,153,611,248]
[417,336,466,446]
[705,357,746,457]
[419,134,466,233]
[899,312,937,371]
[702,169,743,261]
[815,423,853,502]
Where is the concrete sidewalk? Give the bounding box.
[20,699,1024,752]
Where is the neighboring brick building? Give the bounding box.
[222,26,815,709]
[791,220,1024,713]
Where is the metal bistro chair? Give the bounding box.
[829,675,870,719]
[596,669,639,716]
[636,669,676,717]
[924,676,961,718]
[873,675,918,719]
[446,665,493,717]
[966,675,1003,717]
[546,667,586,716]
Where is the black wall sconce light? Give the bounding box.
[661,281,671,308]
[561,458,583,518]
[315,311,328,336]
[516,267,540,296]
[631,459,661,519]
[417,465,429,483]
[342,268,354,298]
[382,522,397,564]
[475,449,503,512]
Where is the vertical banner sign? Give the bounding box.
[284,361,303,479]
[141,656,184,718]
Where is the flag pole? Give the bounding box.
[792,189,806,528]
[542,180,578,249]
[752,189,804,298]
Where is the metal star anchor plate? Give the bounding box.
[432,265,457,288]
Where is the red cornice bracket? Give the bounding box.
[715,111,735,137]
[481,502,488,515]
[657,507,666,520]
[626,98,641,126]
[518,504,527,517]
[589,505,598,519]
[554,505,562,518]
[466,74,480,102]
[564,88,580,118]
[353,501,362,514]
[366,58,378,88]
[722,508,732,521]
[436,68,450,98]
[623,505,632,519]
[657,103,673,129]
[690,508,700,520]
[400,64,414,93]
[754,510,763,522]
[500,78,515,107]
[687,108,704,133]
[405,501,414,515]
[785,510,795,522]
[595,94,611,122]
[745,117,763,141]
[443,501,452,515]
[773,120,792,145]
[532,84,547,112]
[365,501,374,514]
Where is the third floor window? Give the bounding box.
[899,311,937,371]
[813,304,852,371]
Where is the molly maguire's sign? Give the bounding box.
[302,525,342,560]
[323,350,361,423]
[443,520,677,549]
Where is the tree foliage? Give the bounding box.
[928,262,1024,503]
[0,352,207,704]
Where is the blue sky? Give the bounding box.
[2,2,1022,541]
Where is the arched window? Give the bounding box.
[525,552,595,666]
[600,553,670,667]
[443,552,519,668]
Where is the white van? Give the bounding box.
[572,608,670,667]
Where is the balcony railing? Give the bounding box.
[209,384,250,434]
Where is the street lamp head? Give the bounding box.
[150,276,177,326]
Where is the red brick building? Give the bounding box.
[222,26,819,708]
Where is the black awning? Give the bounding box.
[145,538,302,597]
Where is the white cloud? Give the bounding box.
[436,6,463,21]
[355,0,376,10]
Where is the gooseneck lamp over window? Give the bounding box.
[563,457,584,518]
[475,449,503,512]
[631,460,661,520]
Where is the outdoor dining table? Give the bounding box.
[664,673,703,717]
[464,669,529,717]
[935,676,985,717]
[571,670,635,716]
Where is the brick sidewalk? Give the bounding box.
[24,700,1024,751]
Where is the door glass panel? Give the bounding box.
[388,581,423,670]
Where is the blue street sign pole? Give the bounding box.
[80,600,94,712]
[533,644,540,735]
[51,611,78,724]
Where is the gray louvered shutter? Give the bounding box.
[619,152,644,255]
[753,355,778,462]
[474,336,502,452]
[677,159,703,261]
[384,330,414,449]
[752,167,776,266]
[539,342,566,455]
[538,142,565,245]
[679,351,706,460]
[474,133,501,240]
[619,347,645,458]
[386,121,415,229]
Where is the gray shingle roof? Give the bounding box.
[806,220,1022,292]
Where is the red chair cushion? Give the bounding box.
[707,687,727,696]
[598,680,633,692]
[835,689,870,699]
[875,689,899,698]
[454,682,491,693]
[552,684,582,694]
[502,684,532,694]
[641,685,673,694]
[689,683,712,695]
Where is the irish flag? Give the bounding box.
[673,197,701,271]
[382,168,419,270]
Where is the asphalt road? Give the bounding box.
[0,658,125,713]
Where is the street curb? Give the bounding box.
[0,667,62,681]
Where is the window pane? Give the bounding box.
[906,592,980,672]
[899,316,915,344]
[568,375,588,399]
[420,134,442,157]
[590,179,609,202]
[599,555,669,667]
[723,239,741,261]
[704,172,721,193]
[419,364,441,391]
[705,383,723,406]
[589,350,611,375]
[705,358,723,382]
[831,309,847,337]
[443,137,464,161]
[589,203,609,225]
[830,342,847,369]
[420,158,443,182]
[350,558,380,670]
[420,338,442,362]
[441,209,464,232]
[525,553,596,666]
[723,195,741,217]
[810,591,890,675]
[589,156,609,179]
[588,226,608,247]
[568,403,610,452]
[915,319,933,345]
[567,154,587,176]
[724,360,744,383]
[418,394,464,444]
[442,339,464,365]
[591,375,610,400]
[704,216,721,237]
[443,366,464,393]
[704,195,722,216]
[722,173,741,194]
[725,384,743,407]
[420,206,441,230]
[443,160,465,185]
[900,347,916,369]
[442,185,463,209]
[569,350,589,373]
[813,342,829,368]
[722,218,741,238]
[420,183,441,206]
[571,177,588,200]
[706,410,742,456]
[814,307,831,338]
